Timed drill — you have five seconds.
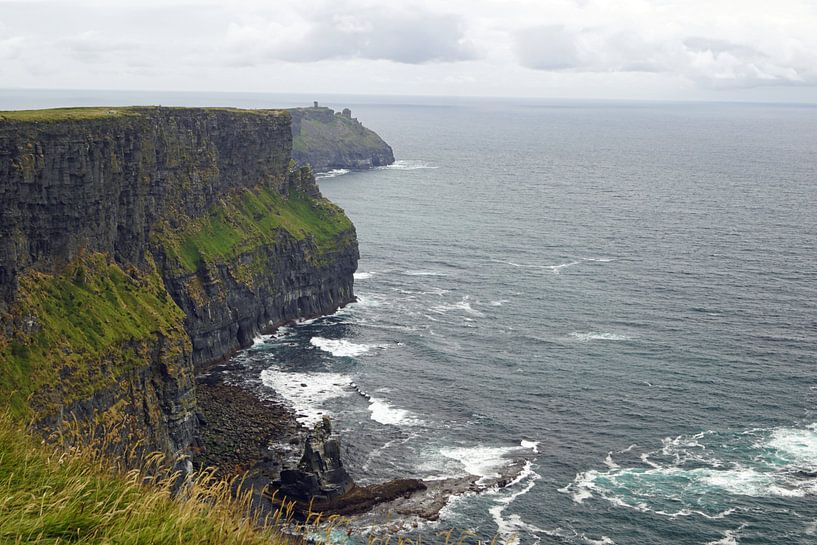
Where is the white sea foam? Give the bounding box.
[368,397,423,426]
[310,337,376,357]
[521,440,540,454]
[547,261,581,274]
[315,168,350,179]
[706,527,745,545]
[582,537,616,545]
[766,424,817,469]
[570,332,633,342]
[377,160,438,170]
[354,272,373,280]
[487,460,544,543]
[296,317,319,326]
[604,452,619,468]
[430,296,485,317]
[440,446,515,484]
[491,299,510,307]
[259,368,353,426]
[561,470,597,503]
[252,334,274,347]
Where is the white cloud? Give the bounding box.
[220,4,476,65]
[510,1,817,89]
[0,0,815,100]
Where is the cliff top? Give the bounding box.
[0,106,289,123]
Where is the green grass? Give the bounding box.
[0,412,309,545]
[155,186,355,273]
[0,107,141,122]
[0,253,188,418]
[293,114,386,157]
[0,106,288,123]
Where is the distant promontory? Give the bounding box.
[289,104,394,171]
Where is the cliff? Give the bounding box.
[290,106,394,171]
[0,107,358,466]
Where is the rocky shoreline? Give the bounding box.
[194,355,534,533]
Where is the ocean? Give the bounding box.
[4,91,817,544]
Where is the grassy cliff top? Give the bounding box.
[0,106,289,123]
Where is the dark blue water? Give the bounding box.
[4,92,816,544]
[308,99,817,545]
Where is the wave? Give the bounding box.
[376,160,438,170]
[315,168,350,179]
[492,257,612,274]
[354,272,373,280]
[547,261,581,274]
[561,423,817,518]
[520,440,540,454]
[570,332,633,342]
[310,337,381,357]
[353,294,383,308]
[368,397,423,426]
[440,446,516,483]
[259,368,353,426]
[706,525,747,545]
[252,333,274,347]
[488,461,544,545]
[440,441,539,485]
[430,296,485,317]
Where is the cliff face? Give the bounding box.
[290,107,394,171]
[0,107,358,462]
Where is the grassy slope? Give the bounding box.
[292,114,387,160]
[153,186,354,274]
[0,413,300,545]
[0,106,288,123]
[0,254,188,418]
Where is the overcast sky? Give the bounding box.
[2,0,817,102]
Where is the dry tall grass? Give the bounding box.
[0,412,339,544]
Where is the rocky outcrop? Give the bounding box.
[0,107,358,478]
[290,106,394,171]
[275,417,354,501]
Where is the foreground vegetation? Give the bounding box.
[0,412,314,545]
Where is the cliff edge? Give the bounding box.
[290,106,394,171]
[0,107,358,469]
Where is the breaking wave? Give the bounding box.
[561,424,817,518]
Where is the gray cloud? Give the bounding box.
[514,26,579,70]
[60,31,140,62]
[514,24,817,88]
[226,6,477,65]
[0,0,815,100]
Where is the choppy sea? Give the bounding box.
[4,91,816,544]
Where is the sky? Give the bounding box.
[1,0,817,103]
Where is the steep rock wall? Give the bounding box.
[0,107,358,460]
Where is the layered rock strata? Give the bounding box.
[0,107,358,478]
